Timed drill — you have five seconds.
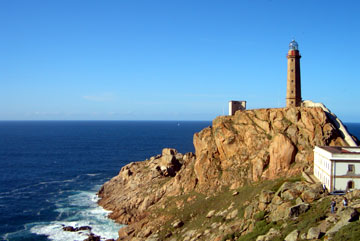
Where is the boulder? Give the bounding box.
[206,210,216,218]
[172,220,184,228]
[289,203,310,218]
[282,190,300,201]
[268,134,296,179]
[62,226,76,232]
[269,202,292,222]
[285,229,299,241]
[307,227,321,240]
[301,188,321,203]
[259,190,275,204]
[84,233,101,241]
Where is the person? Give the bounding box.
[323,183,327,193]
[343,197,348,207]
[331,199,336,213]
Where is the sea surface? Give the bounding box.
[0,121,211,241]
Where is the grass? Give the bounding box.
[237,220,278,241]
[154,177,304,240]
[333,220,360,240]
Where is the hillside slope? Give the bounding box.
[98,106,357,240]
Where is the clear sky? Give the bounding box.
[1,0,359,121]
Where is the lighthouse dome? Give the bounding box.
[289,40,298,50]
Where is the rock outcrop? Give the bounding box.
[192,107,348,191]
[98,106,356,240]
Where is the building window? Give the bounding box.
[348,164,355,173]
[347,181,354,190]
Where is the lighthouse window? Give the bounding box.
[291,91,294,93]
[291,80,294,83]
[291,59,294,62]
[291,69,294,72]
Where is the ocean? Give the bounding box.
[0,121,359,241]
[0,121,211,240]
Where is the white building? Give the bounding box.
[314,146,360,192]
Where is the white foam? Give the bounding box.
[86,173,100,177]
[31,223,90,241]
[30,189,123,240]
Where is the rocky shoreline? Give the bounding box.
[97,107,359,240]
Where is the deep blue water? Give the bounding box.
[0,121,211,240]
[0,121,359,240]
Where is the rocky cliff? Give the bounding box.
[98,107,357,240]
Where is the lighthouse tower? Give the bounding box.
[286,40,302,107]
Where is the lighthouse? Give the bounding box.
[286,40,302,107]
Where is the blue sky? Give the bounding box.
[1,0,359,121]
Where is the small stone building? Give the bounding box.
[314,146,360,192]
[228,101,246,116]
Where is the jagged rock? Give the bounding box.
[307,227,321,239]
[118,226,135,239]
[268,134,296,179]
[285,229,299,241]
[289,203,310,218]
[63,226,76,232]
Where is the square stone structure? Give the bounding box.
[314,146,360,192]
[228,101,246,116]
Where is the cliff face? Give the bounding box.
[192,107,347,192]
[98,107,351,240]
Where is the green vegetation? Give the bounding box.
[270,176,303,192]
[152,175,359,241]
[237,220,278,241]
[154,177,302,240]
[333,220,360,241]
